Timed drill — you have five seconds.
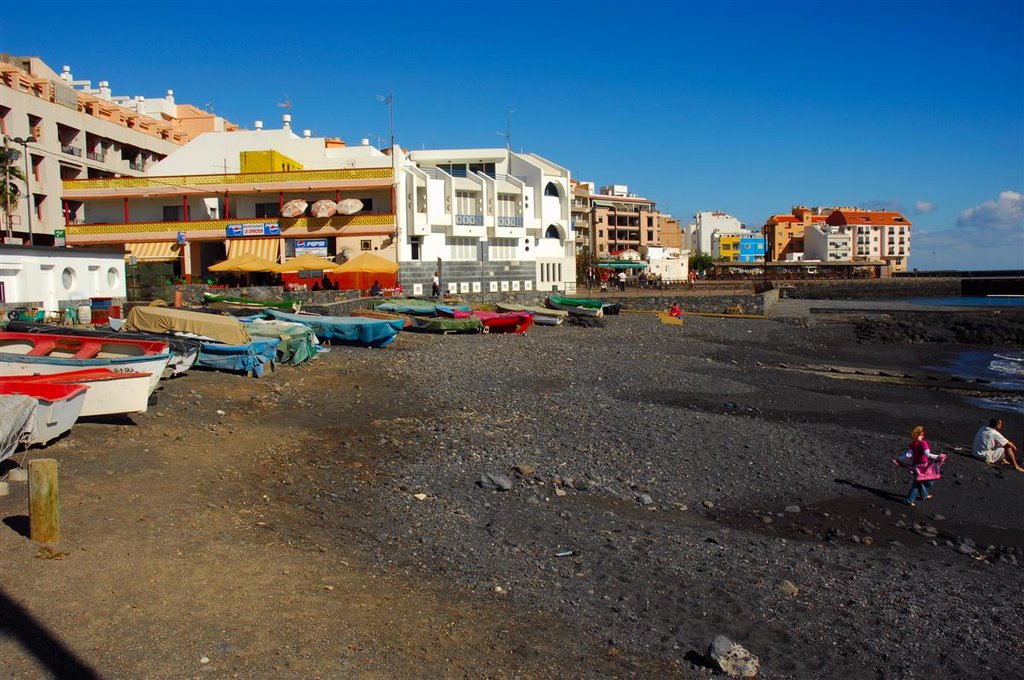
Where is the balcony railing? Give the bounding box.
[61,144,82,157]
[64,167,394,192]
[129,161,145,171]
[497,216,523,227]
[86,150,106,162]
[65,213,396,237]
[456,213,484,226]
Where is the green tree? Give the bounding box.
[0,148,26,230]
[688,253,714,274]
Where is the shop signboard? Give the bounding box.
[53,228,66,247]
[226,223,280,238]
[295,238,328,256]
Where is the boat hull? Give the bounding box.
[0,352,170,393]
[0,383,88,446]
[0,394,35,461]
[5,369,153,417]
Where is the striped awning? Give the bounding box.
[125,242,180,262]
[228,238,280,262]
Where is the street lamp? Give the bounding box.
[11,136,36,245]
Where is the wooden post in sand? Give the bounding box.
[28,459,60,544]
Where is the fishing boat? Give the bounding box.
[262,309,405,348]
[0,382,88,446]
[495,302,567,326]
[350,308,413,329]
[203,292,301,315]
[472,311,534,335]
[196,337,281,377]
[545,298,603,318]
[436,305,472,319]
[0,394,36,461]
[407,316,484,334]
[122,305,253,346]
[5,320,200,377]
[4,368,153,417]
[243,319,318,366]
[0,331,171,392]
[546,295,619,316]
[374,299,470,316]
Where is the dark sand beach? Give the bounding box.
[2,310,1023,678]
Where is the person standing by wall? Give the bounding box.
[431,271,440,299]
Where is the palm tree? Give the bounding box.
[0,147,25,232]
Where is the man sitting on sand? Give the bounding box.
[972,418,1023,472]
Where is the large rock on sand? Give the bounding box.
[709,635,760,678]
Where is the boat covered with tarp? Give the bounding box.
[546,295,619,317]
[196,337,280,377]
[495,303,566,326]
[242,318,319,366]
[262,309,404,348]
[472,311,534,334]
[374,299,471,316]
[122,305,253,346]
[349,309,413,329]
[407,316,484,334]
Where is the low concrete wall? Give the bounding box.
[614,293,769,315]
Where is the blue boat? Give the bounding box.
[262,309,404,348]
[196,337,281,377]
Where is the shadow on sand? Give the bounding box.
[0,587,102,679]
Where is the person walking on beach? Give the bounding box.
[431,271,440,298]
[897,425,946,507]
[972,418,1023,472]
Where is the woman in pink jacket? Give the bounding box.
[900,425,946,507]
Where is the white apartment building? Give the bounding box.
[804,224,853,262]
[825,209,912,271]
[0,55,231,247]
[686,210,745,255]
[402,148,574,294]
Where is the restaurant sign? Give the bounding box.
[226,223,280,238]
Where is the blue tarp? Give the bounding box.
[196,338,280,377]
[262,309,404,348]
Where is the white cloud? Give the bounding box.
[910,226,1024,271]
[956,191,1024,231]
[913,200,935,214]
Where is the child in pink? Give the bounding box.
[899,425,946,506]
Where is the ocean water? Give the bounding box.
[936,350,1024,415]
[897,296,1024,308]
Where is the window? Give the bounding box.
[360,240,372,251]
[255,202,279,218]
[106,267,120,288]
[359,198,374,212]
[647,231,654,241]
[544,182,560,197]
[447,237,477,260]
[410,237,421,260]
[163,206,183,222]
[545,225,561,239]
[489,238,517,261]
[61,267,76,290]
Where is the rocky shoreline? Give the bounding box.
[343,312,1024,677]
[2,310,1022,678]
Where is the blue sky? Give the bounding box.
[2,0,1021,270]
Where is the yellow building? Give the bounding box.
[240,150,303,173]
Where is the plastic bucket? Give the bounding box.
[77,304,92,325]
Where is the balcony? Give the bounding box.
[456,213,484,226]
[61,144,82,157]
[497,215,523,227]
[65,213,397,240]
[86,150,107,162]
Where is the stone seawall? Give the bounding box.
[786,278,960,299]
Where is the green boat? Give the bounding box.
[407,316,483,334]
[203,292,299,313]
[546,296,620,316]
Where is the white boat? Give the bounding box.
[0,394,36,461]
[496,302,567,325]
[4,369,153,417]
[0,382,88,446]
[0,331,171,393]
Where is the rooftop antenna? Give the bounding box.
[495,109,514,151]
[204,102,215,113]
[278,96,292,113]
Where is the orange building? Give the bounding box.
[826,209,911,272]
[762,206,833,262]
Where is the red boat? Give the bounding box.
[471,311,534,335]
